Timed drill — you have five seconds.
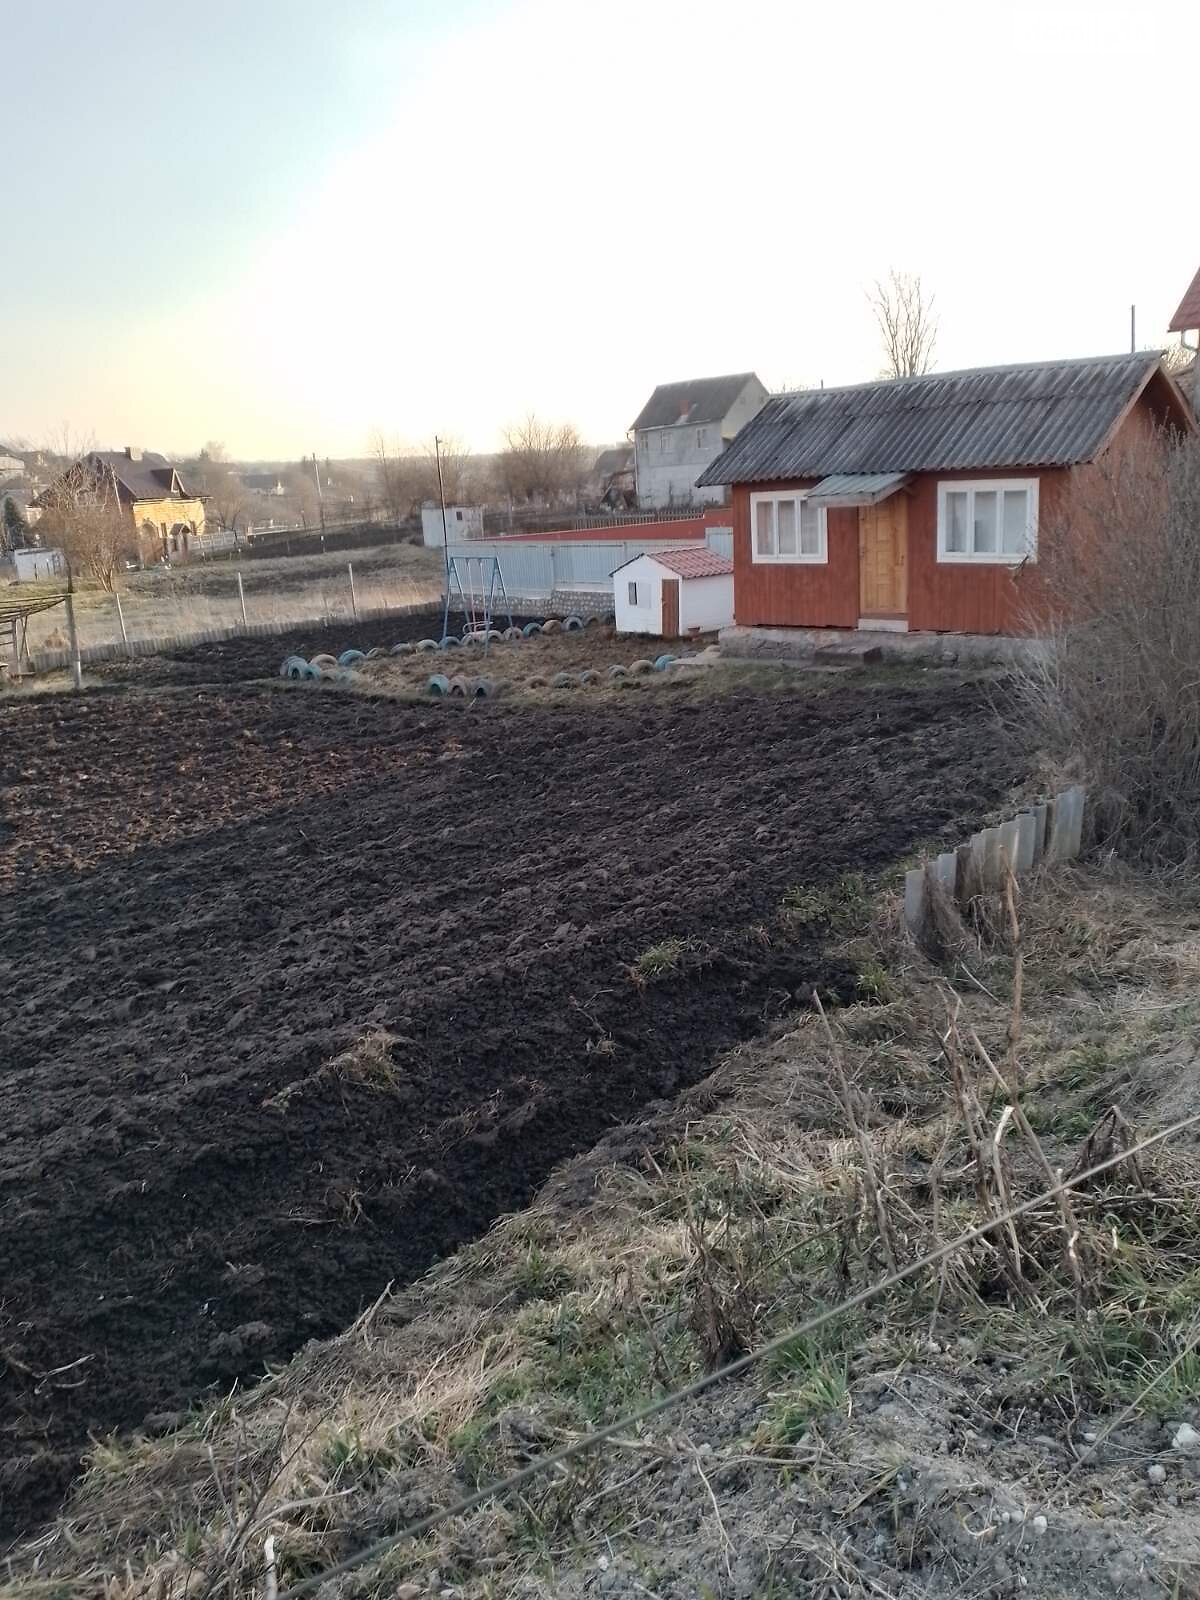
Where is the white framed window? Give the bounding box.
[696,427,706,448]
[659,433,668,452]
[750,490,827,563]
[937,479,1038,563]
[627,580,640,606]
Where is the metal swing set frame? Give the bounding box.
[441,554,514,654]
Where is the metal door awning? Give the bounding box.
[805,472,910,508]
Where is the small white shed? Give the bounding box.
[13,547,67,582]
[421,504,485,547]
[613,546,734,639]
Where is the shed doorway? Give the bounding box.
[858,495,908,629]
[660,577,680,639]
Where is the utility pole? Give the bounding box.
[435,435,450,589]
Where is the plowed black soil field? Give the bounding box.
[0,676,1022,1540]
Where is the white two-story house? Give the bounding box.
[631,372,768,507]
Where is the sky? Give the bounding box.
[3,0,1198,461]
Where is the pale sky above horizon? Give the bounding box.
[4,0,1198,461]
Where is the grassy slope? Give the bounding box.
[10,867,1200,1599]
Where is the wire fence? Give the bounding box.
[19,563,443,667]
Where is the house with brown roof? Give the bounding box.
[36,447,206,564]
[696,352,1194,644]
[631,372,767,508]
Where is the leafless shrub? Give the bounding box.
[1009,428,1200,861]
[36,462,136,591]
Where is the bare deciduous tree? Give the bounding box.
[208,470,249,536]
[498,414,587,503]
[423,435,473,506]
[371,432,421,524]
[1009,425,1200,860]
[37,458,135,591]
[869,270,938,379]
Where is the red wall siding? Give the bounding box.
[732,482,859,627]
[906,467,1054,635]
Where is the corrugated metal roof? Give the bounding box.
[806,472,910,507]
[632,373,760,431]
[1169,265,1200,334]
[697,353,1164,487]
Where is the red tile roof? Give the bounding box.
[1169,265,1200,333]
[648,547,734,580]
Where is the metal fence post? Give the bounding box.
[348,562,358,620]
[114,591,131,657]
[65,586,82,690]
[237,571,248,628]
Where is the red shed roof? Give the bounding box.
[1169,265,1200,333]
[647,547,733,579]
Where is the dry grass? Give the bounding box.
[10,864,1200,1600]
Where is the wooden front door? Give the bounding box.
[858,495,908,622]
[660,577,680,639]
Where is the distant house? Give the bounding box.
[612,545,734,638]
[591,445,635,507]
[36,447,206,564]
[631,373,768,508]
[242,472,287,496]
[697,352,1195,641]
[0,445,24,477]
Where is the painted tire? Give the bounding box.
[310,653,338,669]
[601,612,616,625]
[486,629,504,643]
[629,659,655,675]
[522,621,543,637]
[366,647,388,660]
[427,673,451,695]
[415,638,440,652]
[302,662,322,680]
[338,648,366,667]
[654,653,676,671]
[550,671,575,688]
[503,627,523,641]
[439,635,460,650]
[462,632,484,647]
[584,616,600,630]
[390,641,415,656]
[541,619,561,635]
[527,675,547,688]
[607,664,628,679]
[448,675,469,697]
[281,655,308,678]
[562,615,584,632]
[471,677,499,698]
[580,669,602,685]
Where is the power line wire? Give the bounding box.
[275,1108,1200,1599]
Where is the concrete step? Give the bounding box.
[811,641,883,665]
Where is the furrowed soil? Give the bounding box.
[0,673,1022,1542]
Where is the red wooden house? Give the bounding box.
[696,352,1193,639]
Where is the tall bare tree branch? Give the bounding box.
[870,270,938,379]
